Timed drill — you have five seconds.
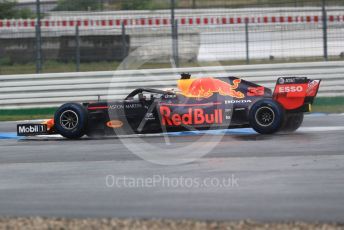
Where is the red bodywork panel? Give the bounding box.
[273,78,321,110]
[41,119,55,131]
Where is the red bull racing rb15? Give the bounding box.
[17,74,321,139]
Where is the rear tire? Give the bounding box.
[54,103,88,139]
[249,99,284,134]
[281,113,304,132]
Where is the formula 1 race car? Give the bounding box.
[17,74,321,139]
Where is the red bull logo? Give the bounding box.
[177,77,244,99]
[160,106,223,126]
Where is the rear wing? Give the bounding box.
[273,77,321,111]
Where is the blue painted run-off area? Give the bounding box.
[0,128,256,140]
[168,128,256,136]
[0,133,22,140]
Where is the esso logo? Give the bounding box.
[279,85,303,93]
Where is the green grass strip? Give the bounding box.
[312,97,344,113]
[0,108,57,121]
[313,97,344,106]
[0,107,57,116]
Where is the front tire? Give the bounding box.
[54,103,88,139]
[249,99,284,134]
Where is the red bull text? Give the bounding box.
[160,106,223,126]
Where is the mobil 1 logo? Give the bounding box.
[17,124,47,136]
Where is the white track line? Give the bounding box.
[298,126,344,132]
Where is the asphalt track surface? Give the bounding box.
[0,114,344,222]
